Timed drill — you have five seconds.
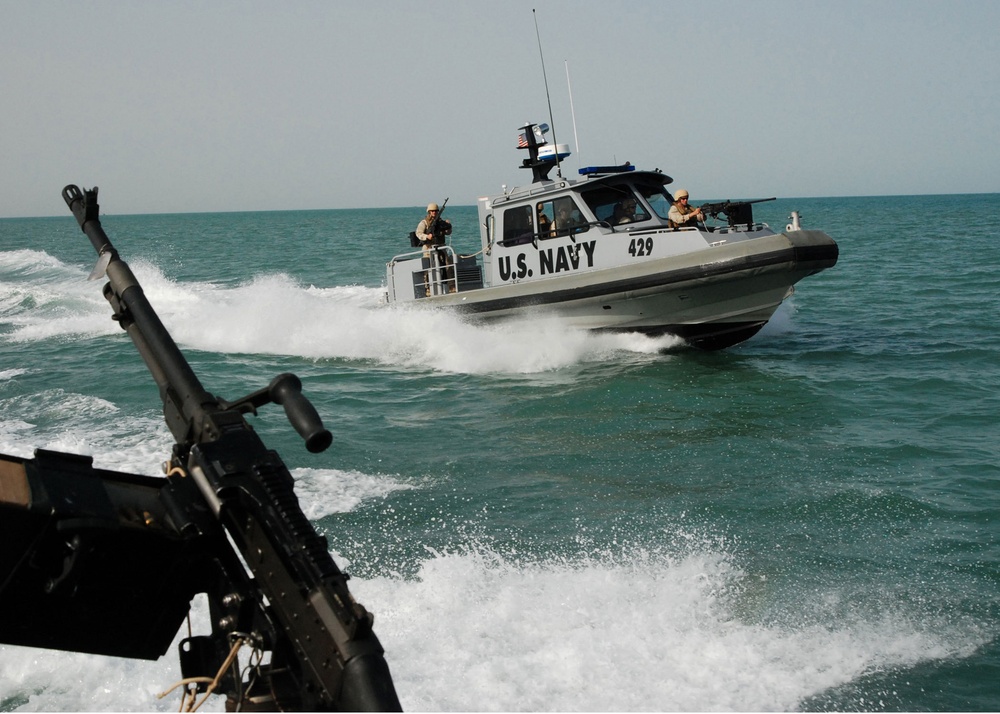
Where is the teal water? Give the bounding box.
[1,194,998,711]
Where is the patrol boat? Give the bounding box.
[384,123,839,350]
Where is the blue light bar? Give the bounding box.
[578,163,635,176]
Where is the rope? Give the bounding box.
[156,637,246,712]
[188,637,245,712]
[156,676,214,713]
[157,677,214,699]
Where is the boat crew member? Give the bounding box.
[416,203,454,293]
[668,189,704,229]
[611,197,640,225]
[536,203,551,235]
[416,203,452,246]
[550,200,579,236]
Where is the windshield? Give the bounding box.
[581,184,650,226]
[638,184,675,220]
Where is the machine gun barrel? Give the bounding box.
[62,185,218,446]
[698,197,776,228]
[57,185,401,711]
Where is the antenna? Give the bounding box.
[533,9,562,179]
[565,60,580,155]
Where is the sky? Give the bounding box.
[2,0,998,218]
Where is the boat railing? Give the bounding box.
[499,221,604,248]
[389,245,460,298]
[713,221,770,234]
[493,180,572,205]
[649,221,770,235]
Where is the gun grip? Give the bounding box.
[269,374,333,453]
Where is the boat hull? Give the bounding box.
[399,230,837,350]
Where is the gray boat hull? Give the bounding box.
[396,230,837,350]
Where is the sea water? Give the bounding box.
[1,195,998,711]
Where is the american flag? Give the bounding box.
[517,132,529,149]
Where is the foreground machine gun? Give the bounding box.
[0,186,402,711]
[698,197,777,228]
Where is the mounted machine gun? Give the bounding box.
[698,197,777,228]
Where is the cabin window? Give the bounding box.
[501,206,536,246]
[536,197,586,239]
[581,185,650,226]
[638,185,674,220]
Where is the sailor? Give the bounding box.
[667,189,704,230]
[536,203,551,235]
[550,201,579,236]
[611,197,639,225]
[416,203,451,246]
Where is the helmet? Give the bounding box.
[427,203,439,212]
[674,189,689,200]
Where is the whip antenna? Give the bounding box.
[533,9,562,178]
[565,60,580,155]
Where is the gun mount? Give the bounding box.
[0,186,402,712]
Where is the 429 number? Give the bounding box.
[628,236,654,257]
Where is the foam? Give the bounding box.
[355,542,985,712]
[2,538,978,712]
[2,249,696,374]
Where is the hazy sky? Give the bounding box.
[2,0,998,217]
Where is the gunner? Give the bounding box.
[668,189,704,230]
